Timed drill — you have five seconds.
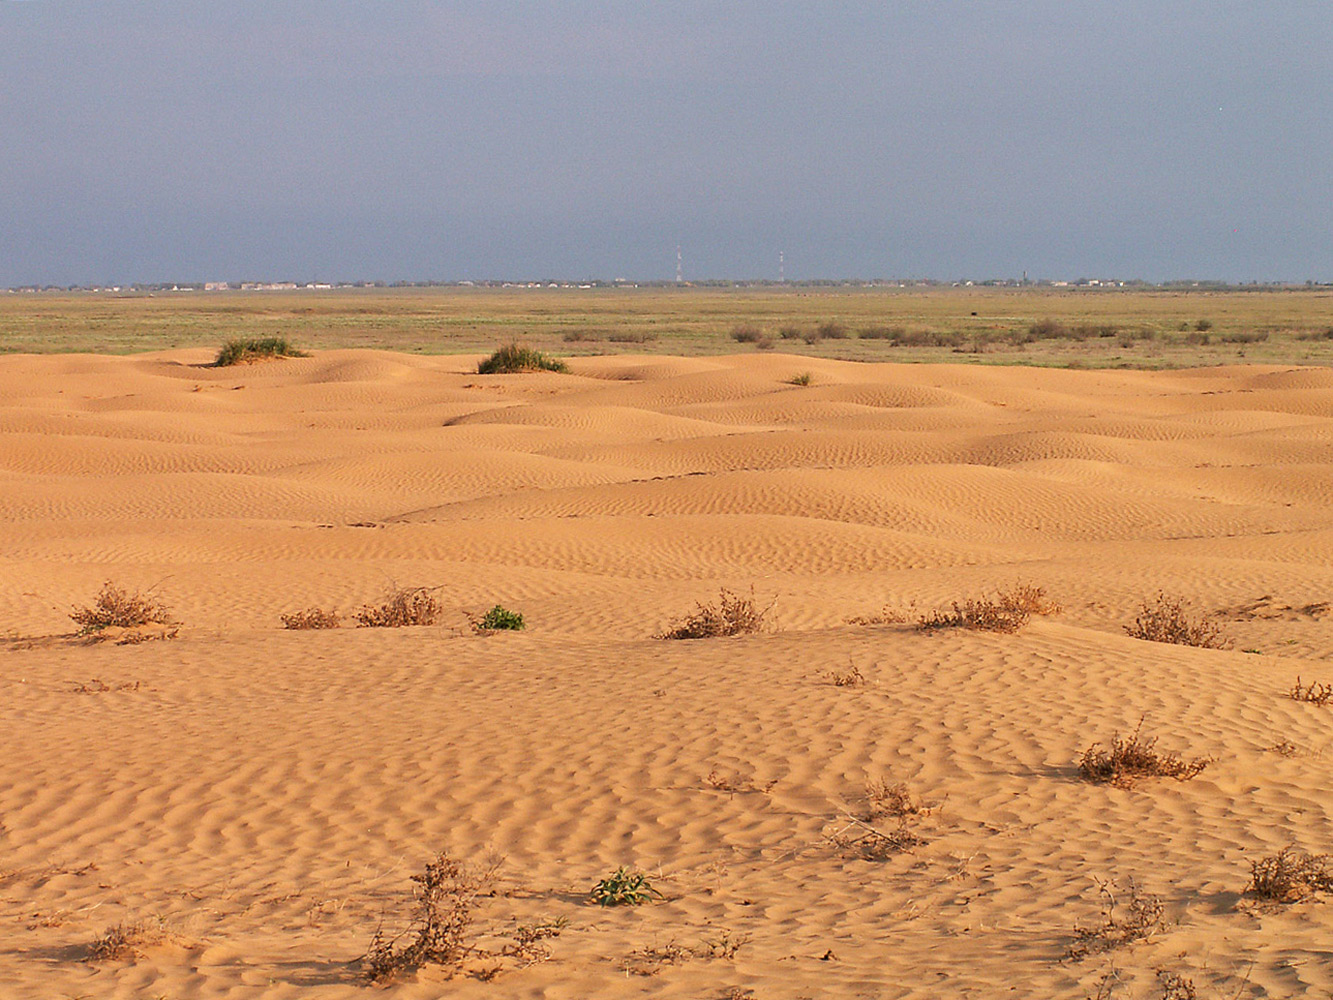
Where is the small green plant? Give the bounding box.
[214,336,306,366]
[787,371,813,386]
[1078,719,1213,787]
[591,867,661,906]
[280,607,341,630]
[472,605,525,632]
[477,343,567,374]
[70,582,175,634]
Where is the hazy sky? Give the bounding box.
[4,1,1331,284]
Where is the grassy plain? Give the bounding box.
[3,285,1333,368]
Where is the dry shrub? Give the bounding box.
[281,607,341,630]
[705,769,777,794]
[918,583,1058,634]
[658,587,773,640]
[845,605,909,626]
[1124,593,1231,649]
[863,780,930,822]
[502,917,566,968]
[362,851,503,983]
[730,324,764,343]
[1078,720,1213,787]
[70,582,174,634]
[609,331,656,344]
[827,663,866,687]
[1247,846,1333,902]
[827,818,926,861]
[1290,676,1332,707]
[1156,971,1199,1000]
[1068,878,1165,958]
[89,915,180,961]
[355,587,442,628]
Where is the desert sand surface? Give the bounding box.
[3,349,1332,999]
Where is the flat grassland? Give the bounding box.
[2,295,1333,997]
[4,285,1333,367]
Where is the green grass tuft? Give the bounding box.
[214,336,306,366]
[477,343,568,374]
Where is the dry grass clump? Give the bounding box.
[826,816,926,861]
[1290,676,1332,707]
[1078,720,1213,787]
[1068,878,1165,958]
[214,336,307,366]
[730,323,765,343]
[280,607,341,630]
[1246,846,1333,902]
[658,587,774,640]
[477,343,567,374]
[88,915,181,961]
[361,851,503,983]
[355,587,442,628]
[70,582,175,634]
[918,583,1059,634]
[1124,593,1231,648]
[863,780,931,822]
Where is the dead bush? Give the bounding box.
[281,607,341,630]
[89,915,181,961]
[863,780,930,822]
[502,917,566,968]
[827,663,866,687]
[918,583,1058,634]
[1124,593,1231,649]
[826,816,926,861]
[1246,846,1333,902]
[1078,720,1213,787]
[844,605,909,626]
[355,587,442,628]
[361,851,503,983]
[70,582,174,634]
[1068,877,1165,958]
[1156,971,1199,1000]
[658,587,773,640]
[1290,676,1332,707]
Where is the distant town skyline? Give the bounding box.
[4,2,1331,287]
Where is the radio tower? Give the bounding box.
[779,250,785,284]
[676,245,683,284]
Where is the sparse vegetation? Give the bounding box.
[826,815,927,860]
[918,583,1059,634]
[502,917,567,968]
[1068,878,1166,958]
[70,582,175,634]
[361,851,503,983]
[1290,676,1332,707]
[1246,846,1333,902]
[730,323,764,343]
[658,587,774,639]
[1156,970,1199,1000]
[863,779,931,822]
[214,336,306,366]
[591,866,661,906]
[477,342,567,374]
[1078,720,1213,787]
[827,663,866,687]
[1124,593,1230,648]
[471,605,525,632]
[354,587,442,628]
[787,371,813,386]
[89,915,181,961]
[280,607,341,630]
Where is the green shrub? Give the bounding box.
[477,343,567,374]
[214,337,306,366]
[475,605,525,632]
[590,867,661,906]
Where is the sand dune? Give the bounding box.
[3,351,1332,999]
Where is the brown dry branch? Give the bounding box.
[355,587,442,628]
[89,915,182,961]
[281,607,342,630]
[918,583,1059,634]
[70,582,175,634]
[826,814,927,861]
[827,663,866,687]
[1246,846,1333,903]
[1290,676,1332,707]
[658,587,774,640]
[1124,593,1231,649]
[1078,720,1213,787]
[361,851,503,983]
[1068,878,1166,958]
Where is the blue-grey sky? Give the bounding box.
[3,1,1331,285]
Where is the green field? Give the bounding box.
[4,285,1333,368]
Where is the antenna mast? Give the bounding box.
[779,250,785,284]
[676,245,683,284]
